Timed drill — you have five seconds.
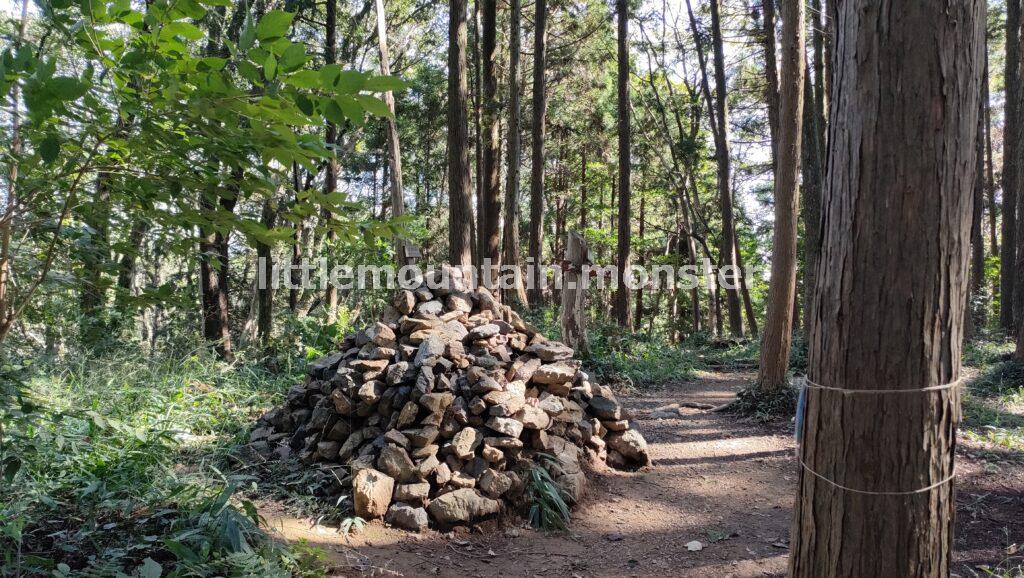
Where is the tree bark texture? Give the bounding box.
[448,0,474,267]
[527,0,548,306]
[1001,0,1020,331]
[502,0,528,306]
[789,2,984,576]
[612,0,633,329]
[480,0,501,287]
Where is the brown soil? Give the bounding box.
[260,371,1024,577]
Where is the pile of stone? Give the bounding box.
[248,267,650,531]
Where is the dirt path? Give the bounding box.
[261,371,1023,577]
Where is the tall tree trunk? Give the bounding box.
[969,87,987,337]
[472,0,482,267]
[634,193,645,327]
[448,0,474,267]
[810,0,826,161]
[480,0,501,287]
[985,51,998,262]
[375,0,408,266]
[762,0,780,170]
[756,0,804,391]
[560,231,588,355]
[80,171,112,345]
[256,198,277,346]
[502,0,528,305]
[527,0,548,306]
[198,194,233,361]
[790,1,983,575]
[800,59,823,339]
[1001,0,1020,331]
[612,0,633,329]
[579,146,587,230]
[324,0,340,321]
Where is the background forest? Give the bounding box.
[1,0,1022,574]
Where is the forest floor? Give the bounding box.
[261,370,1024,578]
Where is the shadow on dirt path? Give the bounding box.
[260,370,1024,577]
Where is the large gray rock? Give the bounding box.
[606,429,651,466]
[386,502,429,532]
[426,488,501,524]
[377,445,418,482]
[531,361,579,385]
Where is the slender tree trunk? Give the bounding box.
[480,0,501,287]
[527,0,548,306]
[612,0,633,329]
[449,0,474,267]
[634,194,645,327]
[757,0,804,392]
[985,51,998,261]
[80,172,112,345]
[1001,0,1020,331]
[762,0,780,171]
[256,199,277,346]
[199,195,233,361]
[811,0,826,161]
[375,0,409,266]
[790,1,983,575]
[579,146,587,230]
[471,0,482,267]
[969,87,987,337]
[324,0,340,320]
[502,0,528,305]
[800,60,823,339]
[735,242,759,336]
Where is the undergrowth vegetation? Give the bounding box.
[0,349,325,577]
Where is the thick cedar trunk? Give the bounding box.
[324,0,339,320]
[612,0,632,329]
[480,0,501,287]
[985,51,998,261]
[375,0,408,266]
[761,0,780,170]
[502,0,528,305]
[448,0,474,267]
[703,0,743,336]
[527,0,547,306]
[757,0,804,391]
[789,1,983,575]
[1001,0,1020,331]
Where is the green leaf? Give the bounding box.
[363,75,406,92]
[196,56,227,72]
[335,96,364,126]
[282,69,319,89]
[278,42,306,72]
[355,95,392,119]
[47,76,88,100]
[161,21,204,41]
[237,61,261,84]
[139,557,162,578]
[263,54,277,81]
[322,100,347,126]
[39,134,61,163]
[294,93,314,116]
[255,10,294,41]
